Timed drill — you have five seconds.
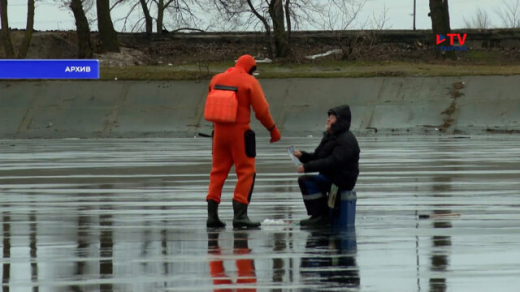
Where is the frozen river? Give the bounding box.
[1,136,520,291]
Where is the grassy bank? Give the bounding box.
[100,60,520,81]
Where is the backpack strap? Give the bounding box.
[214,85,238,92]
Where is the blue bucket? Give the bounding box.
[329,190,357,228]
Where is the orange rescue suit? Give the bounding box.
[206,55,277,205]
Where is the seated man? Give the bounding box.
[293,105,360,226]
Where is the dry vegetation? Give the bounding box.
[2,30,520,80]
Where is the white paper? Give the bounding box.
[287,146,301,165]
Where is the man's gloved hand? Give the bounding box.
[270,126,281,143]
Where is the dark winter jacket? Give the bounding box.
[299,105,360,190]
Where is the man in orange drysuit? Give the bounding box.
[206,54,281,228]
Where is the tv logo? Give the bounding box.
[436,33,468,51]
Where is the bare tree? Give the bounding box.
[317,0,365,60]
[115,0,151,34]
[70,0,93,58]
[139,0,153,35]
[319,0,365,31]
[208,0,248,31]
[97,0,120,52]
[213,0,363,59]
[17,0,35,58]
[210,0,275,57]
[429,0,456,60]
[163,0,205,32]
[112,0,205,35]
[496,0,520,28]
[0,0,15,58]
[284,0,291,44]
[269,0,289,57]
[213,0,287,58]
[246,0,275,58]
[111,0,141,32]
[370,3,390,30]
[1,0,36,59]
[155,0,203,33]
[362,4,391,53]
[155,0,171,32]
[464,8,493,29]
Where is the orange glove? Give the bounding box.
[270,126,281,143]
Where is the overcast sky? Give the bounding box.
[4,0,512,31]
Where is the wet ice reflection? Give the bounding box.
[1,136,520,291]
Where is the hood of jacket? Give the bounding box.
[328,104,352,135]
[235,54,257,75]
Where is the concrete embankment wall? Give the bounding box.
[1,76,519,139]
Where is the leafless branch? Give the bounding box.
[495,0,520,28]
[464,8,493,29]
[370,3,390,30]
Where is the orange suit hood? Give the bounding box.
[208,53,274,129]
[235,55,257,75]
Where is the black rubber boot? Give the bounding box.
[232,200,261,228]
[300,214,329,227]
[206,200,226,228]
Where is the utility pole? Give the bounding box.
[413,0,417,30]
